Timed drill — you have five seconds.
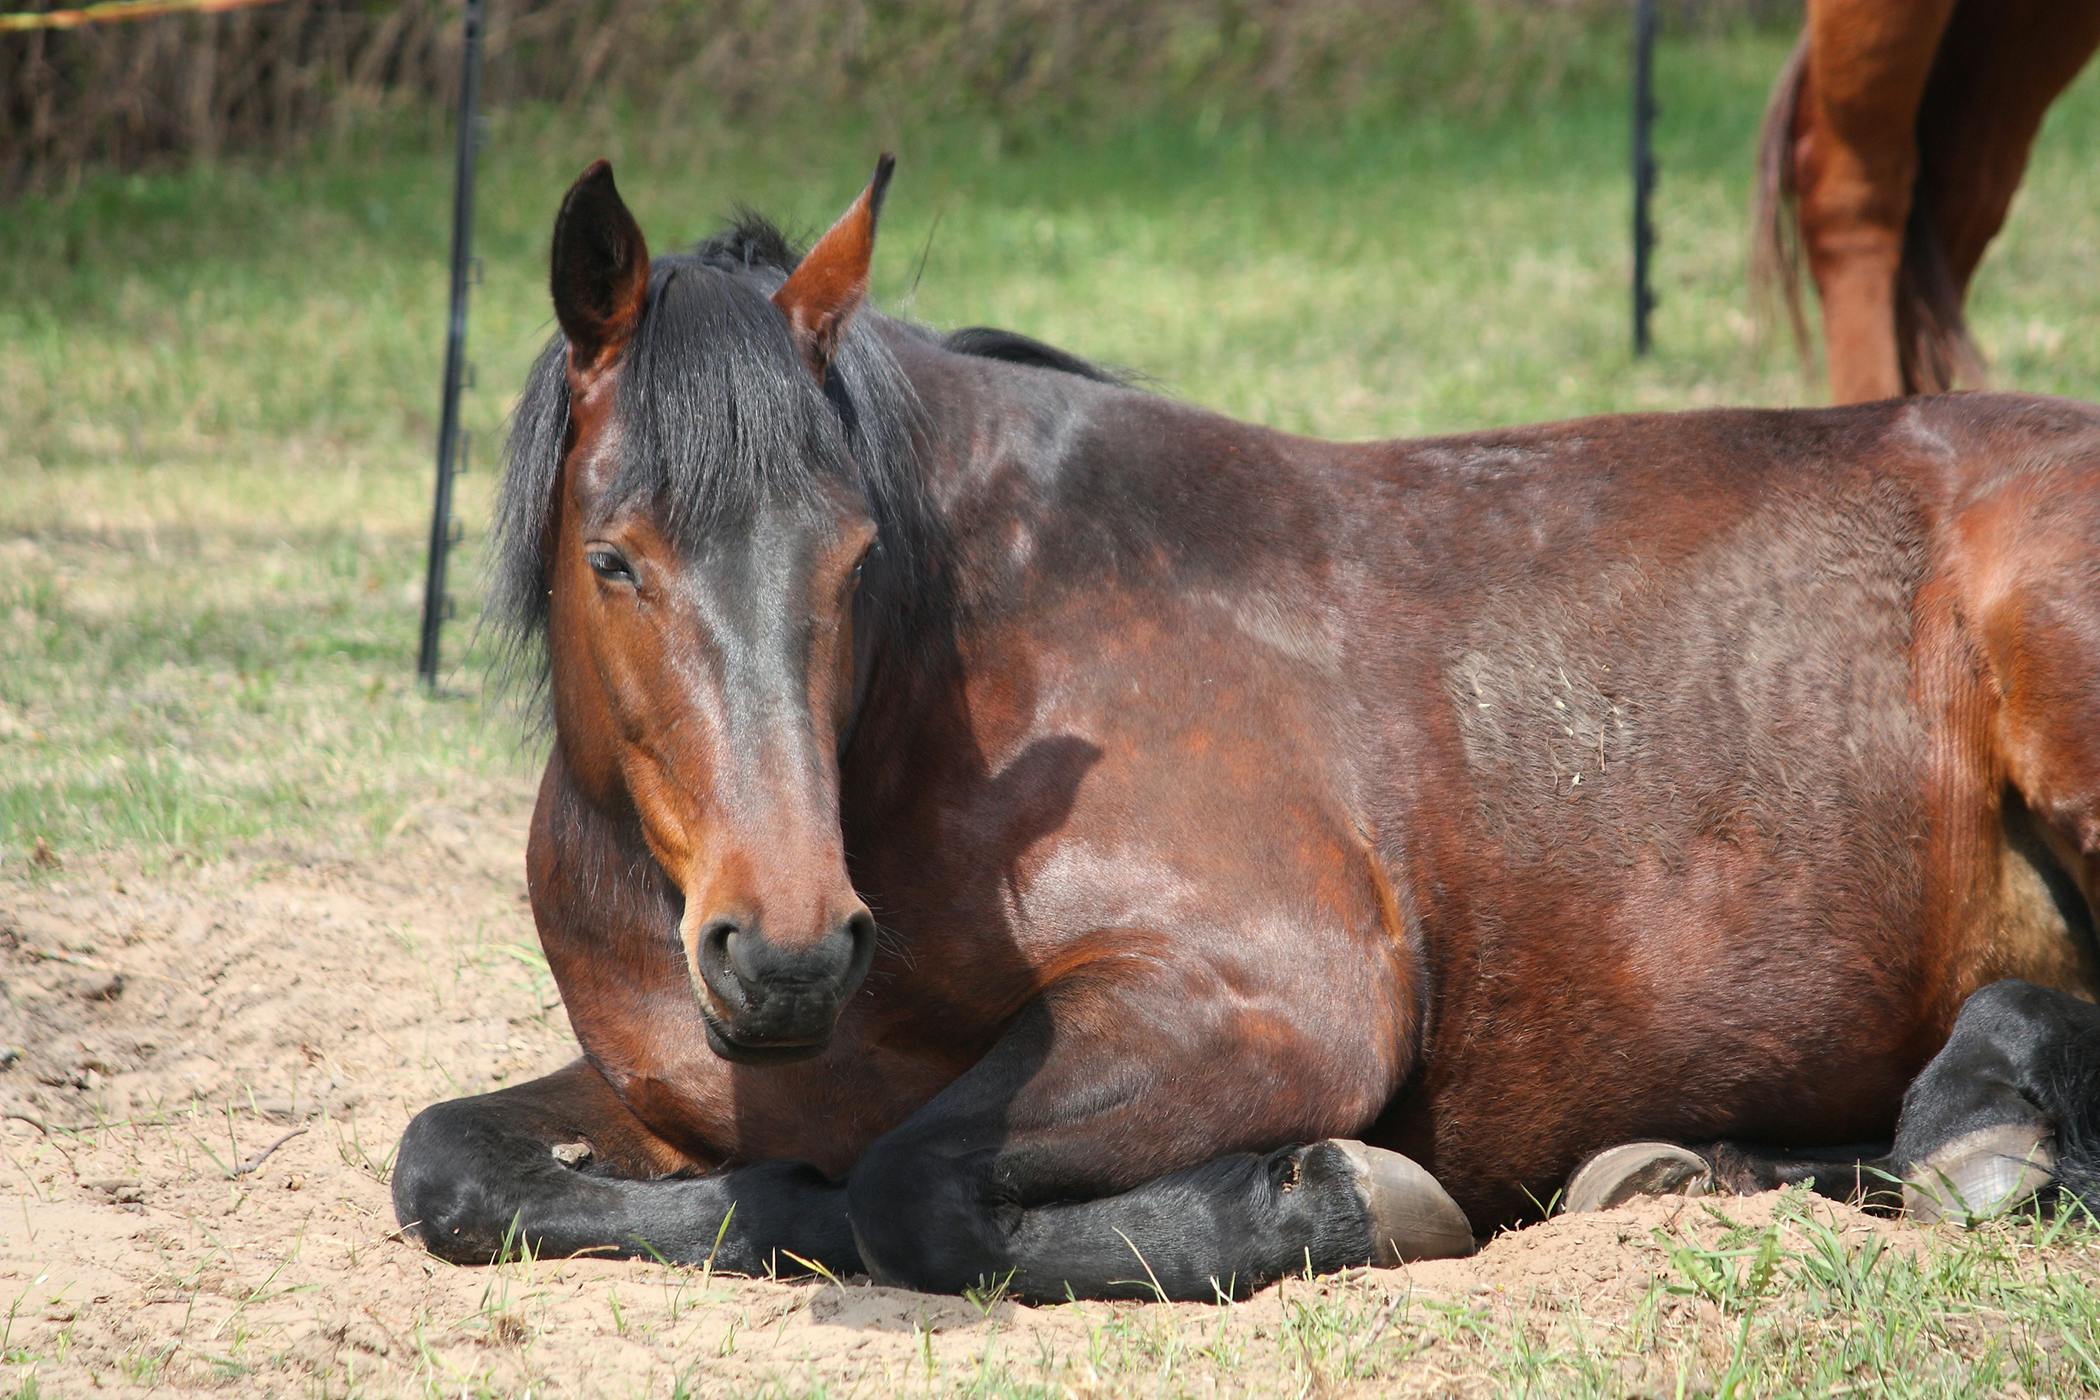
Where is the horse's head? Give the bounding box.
[523,158,908,1064]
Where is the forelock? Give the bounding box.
[485,235,930,707]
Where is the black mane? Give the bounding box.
[692,209,805,275]
[941,326,1130,385]
[489,211,1123,692]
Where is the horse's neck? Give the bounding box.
[893,330,1341,589]
[887,328,1266,553]
[888,329,1111,514]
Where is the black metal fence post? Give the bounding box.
[417,0,485,690]
[1631,0,1659,357]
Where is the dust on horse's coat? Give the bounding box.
[392,158,2100,1301]
[1755,0,2100,402]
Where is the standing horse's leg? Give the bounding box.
[1913,0,2100,304]
[1791,0,1955,401]
[844,976,1473,1302]
[392,1058,859,1273]
[1862,0,2100,390]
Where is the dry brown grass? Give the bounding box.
[3,0,1789,196]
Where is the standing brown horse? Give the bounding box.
[1754,0,2100,403]
[394,156,2100,1302]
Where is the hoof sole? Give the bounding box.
[1904,1124,2056,1226]
[1564,1142,1714,1214]
[1331,1140,1475,1264]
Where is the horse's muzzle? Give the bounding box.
[691,910,876,1063]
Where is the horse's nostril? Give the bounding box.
[696,918,749,1008]
[837,909,878,994]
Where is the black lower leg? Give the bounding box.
[393,1093,858,1274]
[1565,1139,1904,1215]
[1893,978,2100,1218]
[1698,1141,1906,1211]
[849,1138,1406,1303]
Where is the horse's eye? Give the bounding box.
[587,547,635,584]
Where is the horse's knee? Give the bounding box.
[392,1096,522,1263]
[845,1137,1009,1293]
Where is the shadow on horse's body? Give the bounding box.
[1755,0,2100,402]
[394,158,2100,1301]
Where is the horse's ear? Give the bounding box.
[551,159,650,378]
[773,154,895,380]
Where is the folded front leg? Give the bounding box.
[843,959,1472,1301]
[393,1058,860,1275]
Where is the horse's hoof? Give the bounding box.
[1331,1139,1475,1264]
[1904,1124,2056,1226]
[1564,1142,1714,1214]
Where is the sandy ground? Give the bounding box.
[0,793,1921,1397]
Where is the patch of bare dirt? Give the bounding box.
[0,804,1924,1396]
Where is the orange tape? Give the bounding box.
[1,0,280,34]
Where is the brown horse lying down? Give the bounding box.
[394,157,2100,1301]
[1755,0,2100,402]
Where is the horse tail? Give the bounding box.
[1753,27,1985,394]
[1750,34,1811,367]
[1895,91,1987,393]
